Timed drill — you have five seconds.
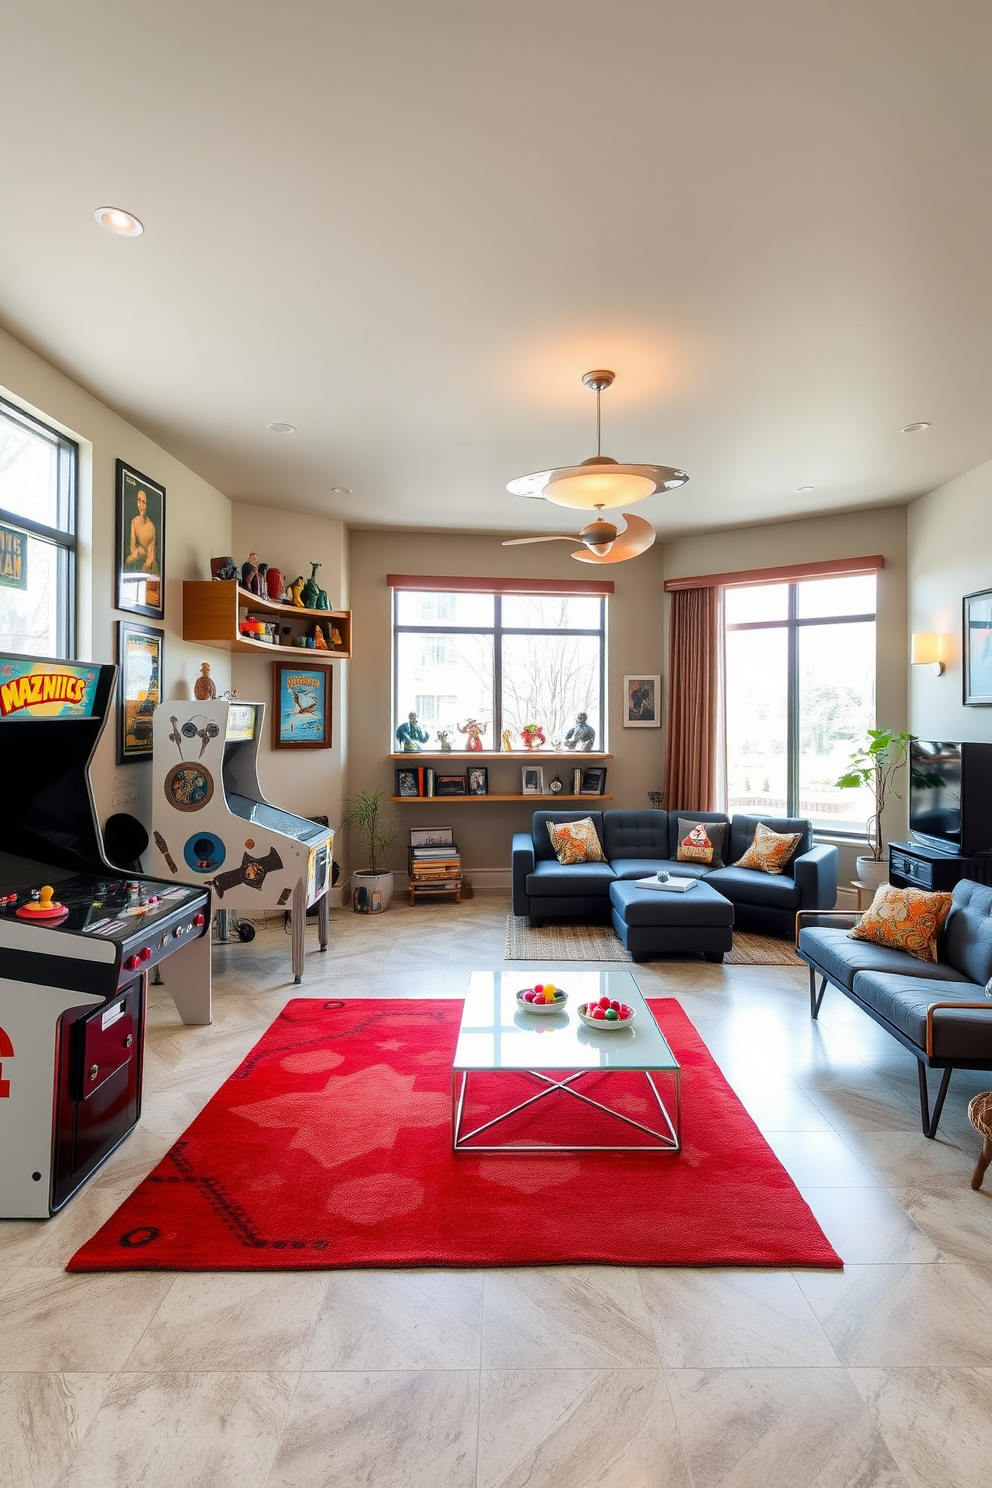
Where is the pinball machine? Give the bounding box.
[0,653,211,1219]
[151,697,333,982]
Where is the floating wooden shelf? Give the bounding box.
[183,580,351,664]
[388,751,612,761]
[391,794,612,804]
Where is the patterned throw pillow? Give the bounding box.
[676,818,726,867]
[849,885,953,964]
[733,821,803,875]
[546,817,606,865]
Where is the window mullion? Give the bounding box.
[787,584,799,817]
[493,595,503,738]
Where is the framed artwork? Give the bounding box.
[436,773,467,795]
[964,589,992,705]
[115,459,165,619]
[272,661,332,748]
[116,619,163,763]
[467,766,489,796]
[522,765,544,795]
[396,768,419,797]
[580,766,608,795]
[623,674,660,727]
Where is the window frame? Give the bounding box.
[392,589,607,750]
[724,578,876,835]
[0,395,78,659]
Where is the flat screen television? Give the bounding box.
[909,740,992,855]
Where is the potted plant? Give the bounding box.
[835,729,914,891]
[342,786,400,913]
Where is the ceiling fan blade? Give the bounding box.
[501,535,578,546]
[572,513,656,564]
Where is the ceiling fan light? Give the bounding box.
[544,465,656,509]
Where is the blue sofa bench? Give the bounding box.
[511,809,838,941]
[797,880,992,1136]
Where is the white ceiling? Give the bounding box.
[2,2,991,540]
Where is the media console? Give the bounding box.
[889,841,992,892]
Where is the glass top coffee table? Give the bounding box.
[452,971,680,1153]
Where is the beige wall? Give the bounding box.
[663,505,909,879]
[0,327,232,836]
[348,529,667,879]
[231,505,349,852]
[908,457,992,743]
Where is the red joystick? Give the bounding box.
[16,885,68,921]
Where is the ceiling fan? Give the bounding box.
[501,508,656,565]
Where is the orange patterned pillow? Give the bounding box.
[547,817,606,865]
[849,885,953,963]
[733,822,803,875]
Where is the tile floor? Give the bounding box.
[3,894,992,1486]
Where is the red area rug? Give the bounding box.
[68,999,840,1271]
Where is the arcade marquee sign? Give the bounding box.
[0,659,101,720]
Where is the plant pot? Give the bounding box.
[351,870,394,914]
[856,856,889,895]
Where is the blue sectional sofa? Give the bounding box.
[511,808,839,939]
[798,880,992,1136]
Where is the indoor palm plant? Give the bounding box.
[342,786,400,912]
[835,729,914,890]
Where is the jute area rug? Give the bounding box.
[505,916,799,965]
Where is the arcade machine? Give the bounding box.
[151,697,333,982]
[0,653,211,1220]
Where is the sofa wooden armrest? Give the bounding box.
[926,1001,992,1058]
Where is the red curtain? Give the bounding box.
[664,586,720,812]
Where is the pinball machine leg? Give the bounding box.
[157,925,213,1025]
[291,878,306,984]
[318,890,329,951]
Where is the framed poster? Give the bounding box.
[116,619,163,763]
[115,460,165,619]
[623,674,660,727]
[964,589,992,705]
[272,661,332,748]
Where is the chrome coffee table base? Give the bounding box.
[451,1066,681,1152]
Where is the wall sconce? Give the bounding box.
[911,632,944,675]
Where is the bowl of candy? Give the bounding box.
[517,983,568,1015]
[577,995,636,1029]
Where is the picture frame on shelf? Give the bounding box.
[467,766,489,796]
[396,768,419,797]
[116,619,163,763]
[115,459,165,619]
[272,660,332,749]
[580,766,607,795]
[522,765,544,795]
[963,588,992,705]
[623,674,660,727]
[436,774,467,796]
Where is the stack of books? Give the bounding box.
[409,841,462,902]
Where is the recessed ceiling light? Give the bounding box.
[93,206,143,237]
[267,422,297,434]
[794,485,815,492]
[332,486,353,495]
[901,421,930,433]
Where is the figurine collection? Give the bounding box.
[393,710,597,753]
[211,553,344,651]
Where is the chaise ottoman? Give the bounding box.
[610,879,735,962]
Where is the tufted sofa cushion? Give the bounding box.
[602,810,671,861]
[942,880,992,985]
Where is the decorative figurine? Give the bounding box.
[313,624,328,649]
[520,722,546,750]
[315,587,330,610]
[300,561,322,609]
[210,556,239,581]
[501,729,514,752]
[330,626,343,647]
[289,576,306,607]
[458,718,486,751]
[436,727,453,752]
[396,712,430,751]
[193,662,217,700]
[241,552,262,595]
[265,565,285,601]
[564,711,596,751]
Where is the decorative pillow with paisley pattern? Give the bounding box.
[849,885,954,964]
[732,821,803,875]
[546,817,606,865]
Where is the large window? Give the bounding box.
[0,397,77,658]
[393,589,606,750]
[724,574,876,835]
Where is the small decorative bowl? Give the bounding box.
[577,1001,636,1030]
[516,987,568,1015]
